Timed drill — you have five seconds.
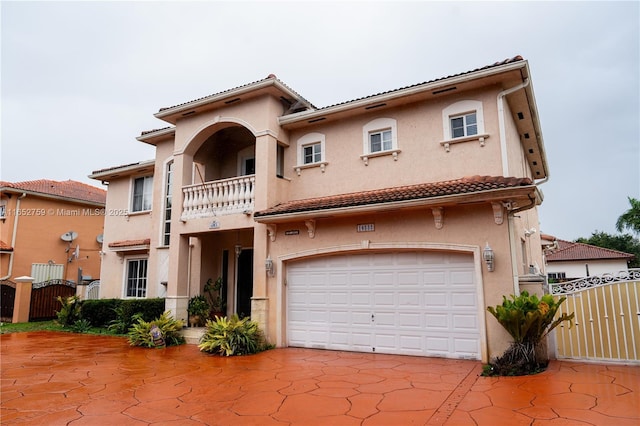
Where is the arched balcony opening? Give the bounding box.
[182,125,256,220]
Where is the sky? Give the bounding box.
[1,0,638,241]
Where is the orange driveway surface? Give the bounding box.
[1,332,638,425]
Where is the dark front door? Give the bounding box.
[236,249,253,318]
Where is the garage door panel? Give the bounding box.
[451,292,477,308]
[398,292,420,306]
[287,252,480,360]
[425,313,449,329]
[423,272,446,284]
[450,270,474,285]
[453,314,478,330]
[425,292,448,307]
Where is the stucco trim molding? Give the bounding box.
[175,116,263,156]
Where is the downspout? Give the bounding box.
[497,78,530,177]
[1,192,26,280]
[506,194,537,296]
[497,79,530,296]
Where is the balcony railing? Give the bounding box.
[181,175,255,220]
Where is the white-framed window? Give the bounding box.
[162,160,173,246]
[361,118,399,164]
[369,129,393,153]
[0,203,5,218]
[125,258,148,298]
[441,100,485,141]
[303,142,322,164]
[450,112,478,138]
[548,272,566,280]
[132,175,153,212]
[276,144,285,178]
[295,133,327,174]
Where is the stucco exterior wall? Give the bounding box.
[0,193,104,285]
[547,259,630,279]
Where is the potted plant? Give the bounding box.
[187,295,210,327]
[204,277,226,318]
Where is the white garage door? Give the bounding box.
[287,251,481,359]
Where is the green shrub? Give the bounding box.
[486,291,574,375]
[81,298,166,332]
[56,295,82,327]
[71,318,92,333]
[80,299,120,327]
[198,315,264,356]
[127,312,185,348]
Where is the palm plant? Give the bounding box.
[616,196,640,236]
[487,291,574,375]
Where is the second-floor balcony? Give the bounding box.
[181,175,255,220]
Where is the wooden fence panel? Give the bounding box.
[29,280,76,321]
[1,280,16,322]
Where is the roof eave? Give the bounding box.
[0,187,105,207]
[89,160,156,181]
[279,60,528,127]
[136,127,176,145]
[153,79,311,124]
[255,185,539,224]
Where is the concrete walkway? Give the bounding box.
[1,332,638,425]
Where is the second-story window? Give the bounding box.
[132,176,153,212]
[450,112,478,138]
[163,161,173,246]
[295,132,326,173]
[303,142,322,164]
[369,129,393,153]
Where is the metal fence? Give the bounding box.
[550,269,640,363]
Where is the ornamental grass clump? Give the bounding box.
[127,311,185,348]
[198,315,264,356]
[486,291,574,376]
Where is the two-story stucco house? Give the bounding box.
[90,56,549,362]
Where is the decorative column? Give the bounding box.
[12,276,34,323]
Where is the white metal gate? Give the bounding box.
[550,269,640,363]
[85,280,100,300]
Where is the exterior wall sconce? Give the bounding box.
[483,243,495,272]
[265,255,274,277]
[235,245,242,258]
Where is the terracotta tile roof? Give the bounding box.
[158,73,315,113]
[546,239,634,262]
[140,126,174,136]
[0,241,13,251]
[90,160,155,176]
[108,238,151,248]
[158,56,523,115]
[0,180,106,204]
[255,175,533,218]
[318,56,524,111]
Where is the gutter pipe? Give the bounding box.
[1,192,26,280]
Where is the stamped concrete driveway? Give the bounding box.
[1,331,639,425]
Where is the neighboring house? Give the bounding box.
[543,234,634,280]
[90,56,549,362]
[0,180,106,287]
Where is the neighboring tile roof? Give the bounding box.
[546,239,635,262]
[0,180,106,204]
[0,241,13,252]
[108,238,151,248]
[255,175,533,218]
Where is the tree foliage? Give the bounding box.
[616,196,640,236]
[576,231,640,268]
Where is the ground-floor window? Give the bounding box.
[126,258,148,298]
